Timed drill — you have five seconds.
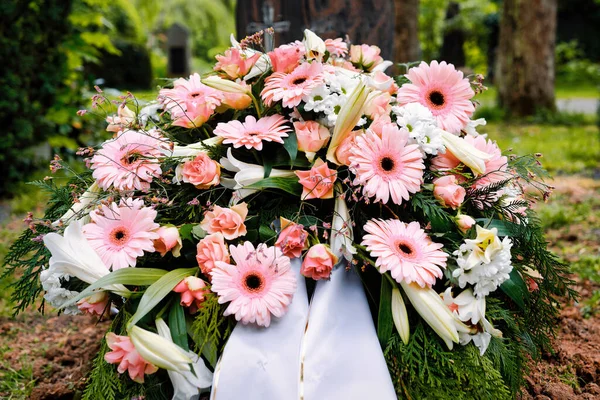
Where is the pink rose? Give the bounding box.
[364,91,392,120]
[268,43,304,73]
[456,214,476,233]
[335,130,362,166]
[196,232,230,277]
[219,91,252,111]
[293,121,331,162]
[181,153,220,189]
[349,44,383,71]
[324,38,348,57]
[77,292,109,316]
[433,175,466,209]
[153,226,182,257]
[275,217,308,258]
[104,333,158,383]
[214,47,261,80]
[200,203,248,240]
[295,158,337,200]
[173,276,208,313]
[368,71,398,94]
[301,244,338,280]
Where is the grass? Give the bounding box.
[487,123,600,174]
[476,82,599,104]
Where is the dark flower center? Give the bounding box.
[109,227,129,245]
[190,92,200,98]
[428,90,445,107]
[244,273,264,292]
[123,152,141,165]
[398,243,413,255]
[292,77,307,85]
[380,157,395,172]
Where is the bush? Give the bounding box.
[87,40,153,90]
[0,1,73,196]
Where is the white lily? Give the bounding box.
[202,75,250,94]
[43,220,127,295]
[330,190,357,261]
[391,287,410,344]
[371,60,394,73]
[439,130,493,175]
[168,137,224,159]
[129,325,193,374]
[230,34,271,81]
[155,319,213,399]
[52,182,101,226]
[326,81,371,164]
[303,29,326,61]
[464,225,503,268]
[400,281,464,350]
[220,148,296,200]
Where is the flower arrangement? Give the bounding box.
[4,29,575,400]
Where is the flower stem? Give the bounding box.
[250,94,262,118]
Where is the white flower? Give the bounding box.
[52,182,101,227]
[391,287,410,344]
[393,103,445,156]
[330,192,356,261]
[302,84,332,113]
[400,282,465,350]
[220,148,295,201]
[303,29,326,61]
[129,325,193,373]
[441,288,502,355]
[440,130,493,175]
[138,103,163,127]
[464,118,487,137]
[202,76,250,94]
[155,319,213,399]
[40,269,81,315]
[42,220,128,295]
[452,226,513,298]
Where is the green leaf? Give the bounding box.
[179,224,195,242]
[192,225,207,240]
[60,268,169,309]
[500,269,529,309]
[283,129,298,167]
[259,225,277,242]
[377,277,394,347]
[128,268,197,330]
[169,302,189,351]
[246,177,302,196]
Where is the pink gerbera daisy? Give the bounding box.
[261,62,325,108]
[83,198,160,270]
[349,123,424,205]
[210,242,297,327]
[159,73,224,128]
[362,219,448,287]
[397,61,475,133]
[91,129,166,192]
[213,114,291,150]
[431,135,508,188]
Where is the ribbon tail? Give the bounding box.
[301,264,397,400]
[210,258,309,400]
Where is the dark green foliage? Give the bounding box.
[0,0,73,195]
[385,324,512,400]
[190,292,232,367]
[87,40,153,90]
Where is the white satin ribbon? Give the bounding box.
[210,258,309,400]
[300,264,397,400]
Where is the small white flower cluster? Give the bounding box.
[453,234,513,298]
[40,269,81,315]
[392,102,445,156]
[303,68,363,128]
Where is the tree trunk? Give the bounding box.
[497,0,557,117]
[393,0,420,65]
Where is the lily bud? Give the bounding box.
[400,281,460,350]
[52,182,101,226]
[330,189,357,261]
[202,75,250,94]
[303,29,326,61]
[129,325,192,373]
[326,81,371,164]
[440,130,492,175]
[391,287,410,344]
